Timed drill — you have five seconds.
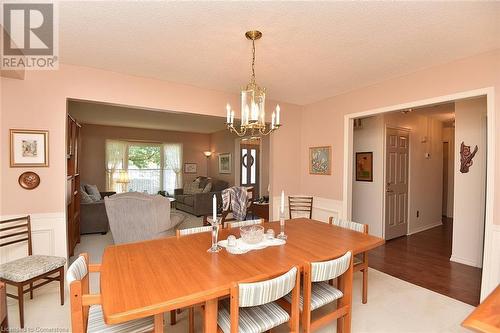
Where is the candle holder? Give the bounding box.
[277,212,287,240]
[207,217,222,253]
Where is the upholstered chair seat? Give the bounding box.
[217,299,290,333]
[0,255,66,282]
[284,281,343,311]
[87,305,153,333]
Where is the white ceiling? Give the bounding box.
[398,102,456,123]
[59,1,500,105]
[68,100,227,133]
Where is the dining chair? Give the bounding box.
[225,218,263,229]
[0,216,66,328]
[283,251,353,333]
[220,187,255,225]
[67,253,154,333]
[175,225,212,332]
[217,266,300,333]
[329,216,369,303]
[288,196,314,219]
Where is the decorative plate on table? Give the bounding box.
[18,171,40,190]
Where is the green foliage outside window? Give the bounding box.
[128,145,161,169]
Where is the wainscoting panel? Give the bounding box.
[271,195,343,222]
[0,212,67,264]
[481,224,500,300]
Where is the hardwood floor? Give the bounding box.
[368,217,482,306]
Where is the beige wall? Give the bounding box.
[208,130,237,186]
[452,97,487,268]
[0,63,302,215]
[300,50,500,227]
[78,124,211,190]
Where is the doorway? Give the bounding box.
[385,128,410,240]
[346,90,494,304]
[239,141,260,196]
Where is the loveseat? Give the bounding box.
[80,184,115,234]
[174,177,229,216]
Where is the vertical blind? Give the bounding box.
[105,140,182,195]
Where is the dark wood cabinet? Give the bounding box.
[67,115,81,256]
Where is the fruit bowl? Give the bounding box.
[240,225,264,244]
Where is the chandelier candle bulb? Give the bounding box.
[276,105,281,125]
[230,110,235,125]
[271,113,275,129]
[226,104,231,123]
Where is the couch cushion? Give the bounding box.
[202,182,213,193]
[81,190,94,204]
[184,196,195,207]
[85,184,102,201]
[0,255,66,282]
[184,182,203,195]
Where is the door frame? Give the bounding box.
[342,87,496,301]
[383,126,411,239]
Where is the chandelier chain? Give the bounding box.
[251,39,256,84]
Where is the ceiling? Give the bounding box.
[68,100,227,133]
[59,1,500,105]
[400,102,456,123]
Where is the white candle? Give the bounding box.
[271,112,276,129]
[230,110,235,125]
[226,104,231,123]
[212,194,217,222]
[280,190,285,215]
[276,104,281,125]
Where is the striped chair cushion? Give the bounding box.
[66,256,88,285]
[311,251,351,282]
[239,267,297,307]
[217,299,289,333]
[331,217,365,233]
[177,225,212,236]
[283,281,343,311]
[228,219,263,229]
[87,305,154,333]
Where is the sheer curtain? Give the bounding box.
[105,140,127,192]
[164,143,182,195]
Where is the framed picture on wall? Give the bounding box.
[184,163,197,174]
[356,152,373,182]
[309,146,331,175]
[218,153,231,174]
[10,129,49,167]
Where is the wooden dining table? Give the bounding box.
[100,218,385,333]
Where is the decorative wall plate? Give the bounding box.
[18,171,40,190]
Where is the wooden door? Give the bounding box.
[240,144,260,197]
[385,128,409,240]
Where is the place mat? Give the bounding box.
[218,237,286,254]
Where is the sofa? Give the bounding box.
[80,184,115,234]
[174,177,229,216]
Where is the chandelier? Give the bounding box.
[225,30,281,137]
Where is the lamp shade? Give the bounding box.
[204,151,212,157]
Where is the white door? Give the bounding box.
[385,128,409,240]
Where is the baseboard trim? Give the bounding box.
[450,255,482,268]
[407,220,443,235]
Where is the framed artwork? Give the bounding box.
[356,152,373,182]
[184,163,197,174]
[218,153,232,174]
[309,146,331,175]
[10,129,49,167]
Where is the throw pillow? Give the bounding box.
[202,182,212,193]
[85,184,102,201]
[80,190,93,204]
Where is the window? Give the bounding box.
[105,140,182,195]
